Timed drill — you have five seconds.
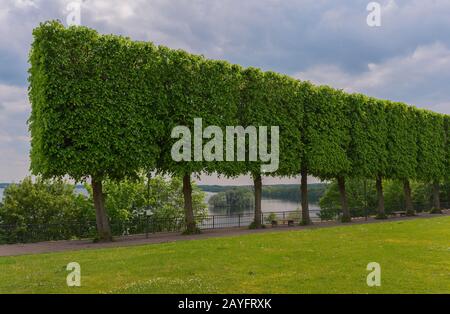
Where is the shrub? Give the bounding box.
[0,177,94,243]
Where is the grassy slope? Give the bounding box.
[0,217,449,294]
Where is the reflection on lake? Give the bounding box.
[205,192,321,217]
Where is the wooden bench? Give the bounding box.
[271,219,295,227]
[391,211,407,217]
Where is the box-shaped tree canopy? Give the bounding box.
[29,21,449,185]
[348,94,388,179]
[29,21,164,181]
[415,109,447,183]
[304,86,352,180]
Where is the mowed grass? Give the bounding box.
[0,217,449,294]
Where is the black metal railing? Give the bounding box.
[321,201,450,221]
[0,210,321,244]
[0,202,448,245]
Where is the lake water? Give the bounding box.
[205,191,321,217]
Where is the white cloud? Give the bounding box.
[0,84,29,114]
[0,84,30,181]
[0,145,29,181]
[14,0,38,9]
[295,42,450,114]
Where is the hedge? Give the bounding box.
[239,69,304,178]
[446,116,450,182]
[29,22,163,181]
[349,94,388,180]
[305,86,352,180]
[415,109,446,183]
[385,102,418,181]
[29,21,450,237]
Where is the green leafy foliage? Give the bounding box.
[348,94,388,179]
[319,178,377,218]
[87,175,207,222]
[28,21,450,225]
[385,102,418,180]
[304,86,352,179]
[29,21,163,181]
[156,48,242,177]
[208,188,254,211]
[445,116,450,182]
[240,69,305,177]
[261,184,326,203]
[0,177,94,243]
[0,176,208,243]
[319,178,448,219]
[200,184,327,203]
[416,110,446,183]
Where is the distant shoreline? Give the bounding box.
[1,183,328,205]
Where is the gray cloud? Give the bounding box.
[296,42,450,114]
[0,0,449,182]
[0,84,30,181]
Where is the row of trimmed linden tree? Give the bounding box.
[28,21,449,240]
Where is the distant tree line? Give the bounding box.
[201,184,327,204]
[262,184,326,203]
[208,188,254,210]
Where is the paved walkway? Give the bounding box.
[0,210,448,257]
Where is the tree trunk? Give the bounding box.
[431,181,442,213]
[183,173,198,234]
[92,178,112,241]
[338,176,351,223]
[447,182,450,209]
[300,165,312,225]
[403,179,415,216]
[253,174,263,228]
[376,175,386,219]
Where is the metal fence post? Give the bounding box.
[238,214,241,228]
[213,215,215,229]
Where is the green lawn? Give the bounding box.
[1,216,449,294]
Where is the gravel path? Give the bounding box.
[0,210,448,257]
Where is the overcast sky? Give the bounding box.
[0,0,449,184]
